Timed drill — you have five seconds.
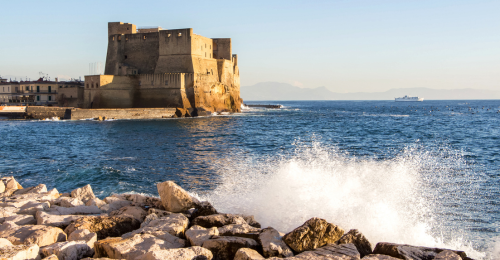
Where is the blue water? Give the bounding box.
[1,100,499,258]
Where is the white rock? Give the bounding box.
[12,184,47,195]
[137,246,213,260]
[185,225,218,246]
[40,241,93,260]
[1,176,21,191]
[234,248,265,260]
[121,213,189,238]
[258,227,294,258]
[70,185,95,204]
[0,237,13,247]
[0,244,40,260]
[100,199,132,213]
[94,233,186,260]
[36,211,85,228]
[0,221,67,247]
[4,214,36,225]
[54,197,85,208]
[85,198,106,208]
[68,229,97,249]
[156,181,197,213]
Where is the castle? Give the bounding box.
[83,22,242,115]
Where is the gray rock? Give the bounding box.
[185,225,218,246]
[109,206,148,221]
[136,246,213,260]
[192,213,247,228]
[337,229,372,257]
[258,227,293,258]
[202,236,259,260]
[283,217,345,253]
[40,241,94,260]
[234,248,265,260]
[372,242,468,260]
[293,243,360,260]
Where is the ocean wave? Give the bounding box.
[198,141,487,259]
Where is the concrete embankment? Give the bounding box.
[69,108,176,120]
[0,176,472,260]
[1,106,177,120]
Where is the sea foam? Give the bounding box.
[200,141,488,259]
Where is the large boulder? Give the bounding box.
[0,222,66,247]
[192,214,247,228]
[283,217,344,253]
[156,181,197,213]
[70,184,96,203]
[190,201,218,220]
[68,229,97,249]
[136,246,213,260]
[202,236,260,260]
[337,229,372,258]
[242,215,261,228]
[258,227,293,258]
[185,225,219,246]
[0,244,40,260]
[35,211,86,229]
[64,215,141,240]
[372,243,468,260]
[12,184,47,195]
[218,223,260,240]
[234,248,265,260]
[1,176,21,192]
[0,180,5,193]
[110,206,148,222]
[113,194,163,209]
[40,241,94,260]
[293,243,360,260]
[94,233,186,259]
[122,213,189,238]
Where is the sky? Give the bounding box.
[0,0,498,93]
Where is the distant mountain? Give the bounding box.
[241,82,500,100]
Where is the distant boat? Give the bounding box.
[395,95,424,102]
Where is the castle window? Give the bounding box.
[26,86,30,90]
[178,33,182,37]
[139,81,142,86]
[96,83,99,88]
[48,96,52,101]
[86,84,89,88]
[167,34,171,37]
[118,36,121,41]
[165,80,168,86]
[143,35,146,40]
[112,36,115,41]
[126,37,128,41]
[127,27,129,30]
[124,55,127,59]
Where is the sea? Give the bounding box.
[0,100,499,259]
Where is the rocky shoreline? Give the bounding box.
[0,176,473,260]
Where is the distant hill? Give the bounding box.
[241,82,500,100]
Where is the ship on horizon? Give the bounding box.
[395,95,424,102]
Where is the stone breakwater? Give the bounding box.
[0,176,473,260]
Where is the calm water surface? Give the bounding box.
[0,100,499,258]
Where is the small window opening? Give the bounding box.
[143,35,146,40]
[118,36,121,41]
[165,80,169,85]
[112,36,115,41]
[96,83,99,88]
[86,84,89,88]
[124,55,127,59]
[139,81,142,86]
[178,33,182,37]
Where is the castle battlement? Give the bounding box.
[83,22,242,113]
